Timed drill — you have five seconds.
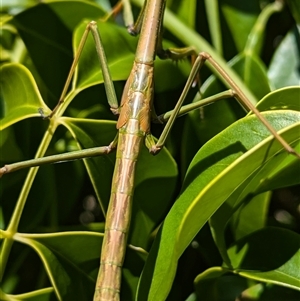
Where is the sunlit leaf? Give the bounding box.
[255,86,300,112]
[0,63,49,130]
[268,29,300,89]
[227,227,300,290]
[14,232,102,301]
[138,111,300,301]
[4,287,55,301]
[59,117,178,249]
[12,1,106,100]
[14,231,146,300]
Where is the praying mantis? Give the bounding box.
[1,0,300,300]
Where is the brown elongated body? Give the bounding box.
[94,62,154,300]
[93,1,164,299]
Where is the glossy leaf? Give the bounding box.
[73,21,137,90]
[58,118,117,210]
[59,117,178,248]
[14,232,100,300]
[227,227,300,290]
[73,20,189,93]
[268,29,300,89]
[209,89,300,265]
[181,52,270,172]
[194,268,249,301]
[138,111,300,301]
[0,63,49,130]
[11,1,106,101]
[227,53,271,100]
[230,191,271,240]
[2,1,300,300]
[255,86,300,112]
[45,0,108,31]
[221,2,259,52]
[194,267,300,301]
[242,1,285,58]
[14,231,146,300]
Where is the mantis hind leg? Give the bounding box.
[149,52,300,159]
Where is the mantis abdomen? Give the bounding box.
[94,61,154,300]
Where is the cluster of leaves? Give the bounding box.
[0,0,300,300]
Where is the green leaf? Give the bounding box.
[4,1,300,299]
[18,166,56,232]
[181,52,270,172]
[156,0,259,105]
[0,63,50,130]
[286,0,300,24]
[4,288,55,301]
[73,21,137,90]
[45,0,107,31]
[130,136,178,248]
[243,1,285,57]
[59,117,178,249]
[230,53,271,100]
[209,87,300,265]
[58,118,117,212]
[255,86,300,112]
[227,227,300,290]
[268,29,300,89]
[0,127,23,162]
[14,231,146,300]
[221,3,259,52]
[73,20,189,93]
[185,293,197,301]
[194,268,249,301]
[256,284,300,301]
[194,266,300,301]
[154,54,190,92]
[230,191,271,240]
[137,110,300,301]
[12,1,106,101]
[14,232,102,301]
[1,1,37,13]
[170,0,197,29]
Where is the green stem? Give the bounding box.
[204,0,222,55]
[0,122,57,282]
[0,146,111,176]
[245,0,284,57]
[0,89,79,282]
[243,1,284,86]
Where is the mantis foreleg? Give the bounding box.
[45,21,119,118]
